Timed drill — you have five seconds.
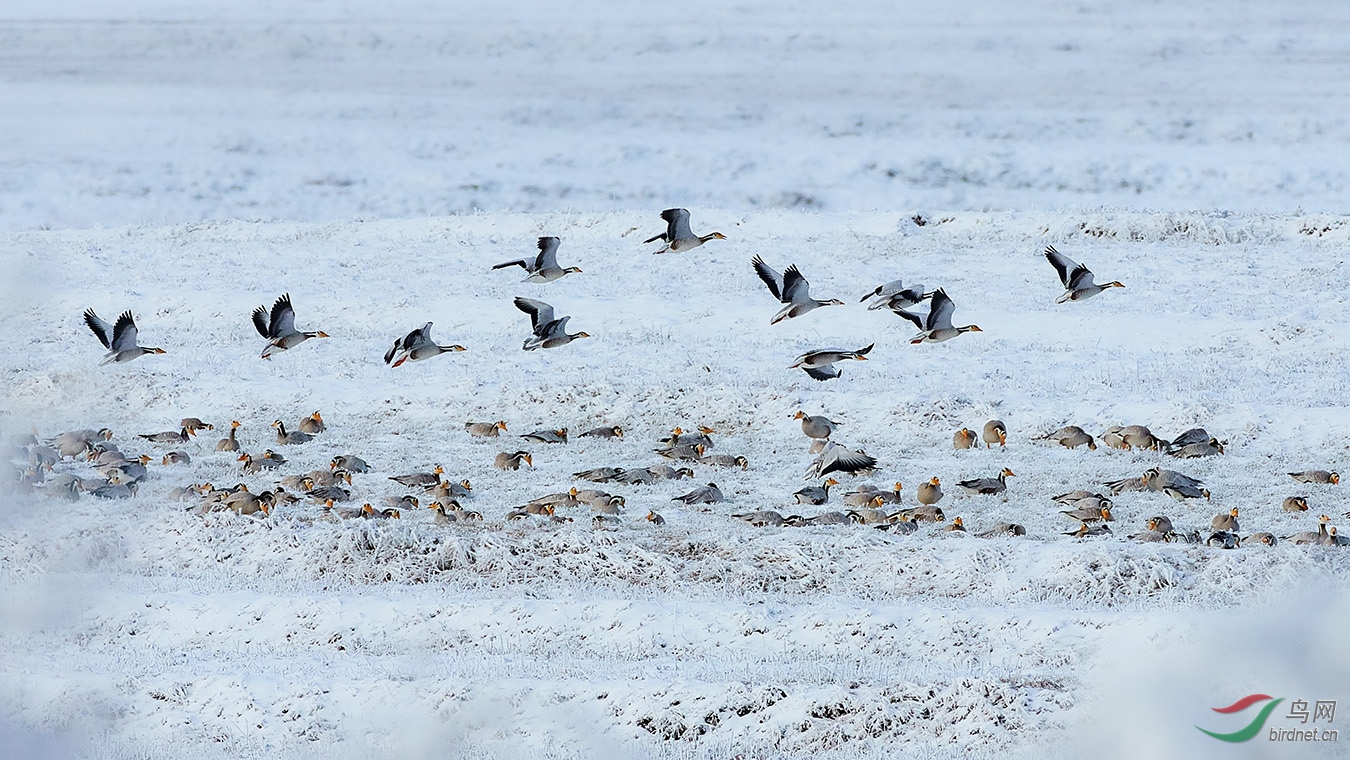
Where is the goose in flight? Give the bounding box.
[492,237,582,283]
[644,208,726,254]
[252,294,328,359]
[384,322,466,367]
[83,309,166,364]
[861,280,934,326]
[1044,246,1124,303]
[909,289,981,344]
[514,297,590,350]
[751,256,843,324]
[788,344,873,381]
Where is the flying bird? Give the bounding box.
[1044,246,1124,303]
[751,255,843,324]
[788,344,873,381]
[909,289,981,344]
[644,208,726,254]
[491,237,582,283]
[384,322,466,367]
[83,309,166,364]
[252,294,329,359]
[513,297,590,350]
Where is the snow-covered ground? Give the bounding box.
[3,2,1350,758]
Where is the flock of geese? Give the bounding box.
[12,208,1345,550]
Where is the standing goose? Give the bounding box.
[789,344,874,381]
[514,297,590,350]
[83,309,166,364]
[953,428,977,450]
[215,421,241,452]
[492,236,582,283]
[909,289,982,344]
[466,421,508,438]
[252,294,328,359]
[957,468,1015,495]
[272,420,312,445]
[794,412,838,440]
[751,256,844,324]
[982,420,1007,448]
[384,322,466,367]
[1044,246,1124,303]
[644,208,726,254]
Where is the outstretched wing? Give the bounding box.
[1044,246,1077,288]
[251,305,271,338]
[535,237,561,269]
[751,255,784,300]
[492,259,531,271]
[110,311,138,352]
[514,297,555,331]
[925,289,955,330]
[269,294,297,337]
[84,309,113,349]
[1066,263,1096,291]
[889,309,924,329]
[781,266,810,304]
[664,208,692,241]
[803,365,841,381]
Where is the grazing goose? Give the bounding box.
[50,428,113,458]
[492,237,582,282]
[1039,425,1096,450]
[306,485,352,502]
[957,468,1014,495]
[1103,475,1149,494]
[573,466,624,482]
[238,453,282,474]
[661,426,715,449]
[494,451,533,470]
[1120,425,1165,451]
[953,428,977,450]
[384,322,467,367]
[140,428,193,444]
[646,465,695,481]
[330,454,370,473]
[575,490,623,508]
[805,442,877,479]
[1044,246,1124,303]
[909,289,981,344]
[1211,508,1240,533]
[654,443,704,461]
[252,294,328,359]
[1061,506,1113,524]
[430,501,464,524]
[1064,523,1113,538]
[700,453,749,469]
[466,421,508,438]
[975,522,1027,538]
[1166,428,1213,451]
[1241,532,1278,547]
[673,483,724,504]
[1167,438,1224,458]
[389,466,443,488]
[361,504,401,520]
[789,344,874,381]
[794,412,838,440]
[272,420,312,445]
[1289,470,1339,485]
[893,504,945,523]
[917,477,944,506]
[432,479,473,499]
[807,511,852,525]
[161,452,191,466]
[1283,496,1309,513]
[521,428,568,444]
[306,469,351,488]
[180,418,214,432]
[644,208,726,254]
[579,426,624,439]
[1206,531,1239,549]
[279,474,315,492]
[646,511,665,526]
[83,309,166,364]
[843,483,903,507]
[981,420,1007,448]
[514,297,590,350]
[751,255,844,324]
[733,510,786,527]
[215,421,241,452]
[1100,426,1130,450]
[794,478,840,505]
[1142,468,1210,500]
[383,495,419,511]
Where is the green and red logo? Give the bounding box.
[1197,694,1285,742]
